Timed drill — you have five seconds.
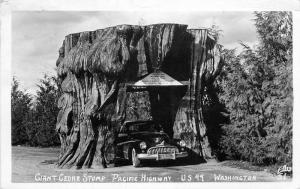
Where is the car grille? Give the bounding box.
[147,147,179,154]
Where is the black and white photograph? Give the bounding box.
[1,0,299,188]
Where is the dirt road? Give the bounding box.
[12,146,284,183]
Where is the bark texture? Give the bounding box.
[55,24,223,168]
[173,29,224,160]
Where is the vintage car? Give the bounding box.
[114,120,188,167]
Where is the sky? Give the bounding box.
[12,11,259,95]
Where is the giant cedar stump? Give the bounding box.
[55,24,223,168]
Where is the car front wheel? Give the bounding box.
[131,148,141,167]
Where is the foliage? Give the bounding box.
[125,91,153,122]
[11,75,61,147]
[25,75,61,146]
[11,77,32,145]
[218,12,292,165]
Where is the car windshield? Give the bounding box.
[123,122,162,133]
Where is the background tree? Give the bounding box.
[218,12,292,165]
[24,74,61,146]
[11,74,60,147]
[11,77,32,145]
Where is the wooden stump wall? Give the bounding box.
[55,24,223,168]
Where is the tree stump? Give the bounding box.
[55,24,223,168]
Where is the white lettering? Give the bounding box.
[111,174,138,182]
[82,173,105,182]
[34,173,57,182]
[214,174,256,182]
[58,173,80,182]
[140,174,171,182]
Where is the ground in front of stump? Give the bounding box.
[11,146,288,183]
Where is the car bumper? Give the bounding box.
[137,152,188,160]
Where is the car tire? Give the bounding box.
[131,148,141,167]
[103,143,116,166]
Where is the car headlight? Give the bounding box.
[139,141,147,149]
[179,140,186,147]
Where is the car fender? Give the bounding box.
[117,140,143,160]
